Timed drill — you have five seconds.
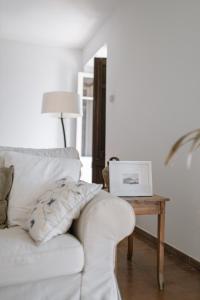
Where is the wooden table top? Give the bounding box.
[121,194,170,203]
[121,195,170,215]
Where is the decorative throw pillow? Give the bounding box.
[0,166,14,228]
[27,177,102,244]
[4,152,81,228]
[0,156,4,167]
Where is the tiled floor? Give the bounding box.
[117,234,200,300]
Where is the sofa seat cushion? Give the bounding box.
[0,227,84,287]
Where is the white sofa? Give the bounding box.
[0,147,135,300]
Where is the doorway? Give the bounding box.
[76,45,107,183]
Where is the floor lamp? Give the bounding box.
[42,91,81,148]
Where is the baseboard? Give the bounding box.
[134,226,200,272]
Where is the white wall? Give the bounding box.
[0,39,82,148]
[83,0,200,261]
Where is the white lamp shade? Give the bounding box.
[42,91,81,118]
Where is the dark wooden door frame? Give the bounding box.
[92,58,107,184]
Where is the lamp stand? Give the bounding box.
[60,113,67,148]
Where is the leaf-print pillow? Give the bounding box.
[27,177,102,244]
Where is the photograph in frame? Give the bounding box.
[109,161,153,196]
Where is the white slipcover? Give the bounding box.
[73,190,135,300]
[0,274,81,300]
[0,147,135,300]
[0,190,135,300]
[0,227,84,287]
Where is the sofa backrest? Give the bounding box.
[0,147,80,167]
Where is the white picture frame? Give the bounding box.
[109,161,153,196]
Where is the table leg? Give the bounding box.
[157,202,165,290]
[127,232,134,260]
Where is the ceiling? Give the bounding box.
[0,0,120,48]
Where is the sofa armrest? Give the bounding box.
[72,190,135,300]
[73,190,135,246]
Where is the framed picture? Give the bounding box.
[109,161,153,196]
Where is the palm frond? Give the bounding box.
[165,128,200,165]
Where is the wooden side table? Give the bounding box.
[121,195,170,290]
